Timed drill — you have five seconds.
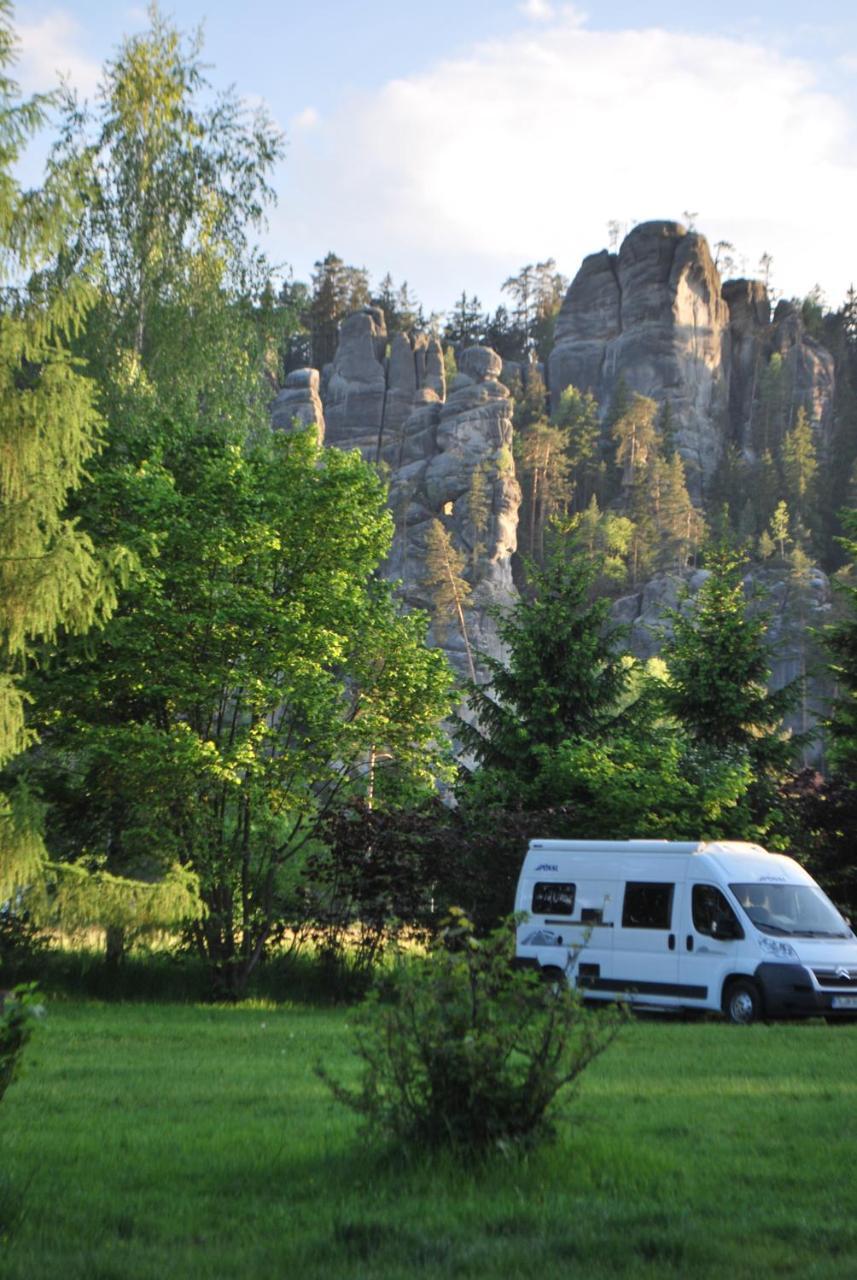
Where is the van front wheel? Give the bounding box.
[723,979,762,1025]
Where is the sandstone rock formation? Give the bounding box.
[321,306,447,466]
[383,345,520,680]
[270,368,326,442]
[722,282,835,454]
[548,221,835,492]
[549,221,731,492]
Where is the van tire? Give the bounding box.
[723,979,762,1025]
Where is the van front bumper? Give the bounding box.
[755,963,857,1018]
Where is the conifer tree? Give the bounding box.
[782,406,818,532]
[659,542,796,799]
[0,2,118,899]
[423,519,475,681]
[459,533,630,790]
[825,509,857,775]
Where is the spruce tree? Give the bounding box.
[0,2,118,899]
[659,543,796,788]
[459,534,630,791]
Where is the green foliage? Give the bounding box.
[459,533,630,803]
[0,0,122,898]
[423,518,475,680]
[824,509,857,777]
[36,431,453,994]
[301,800,450,996]
[657,542,797,838]
[0,984,42,1105]
[319,910,622,1154]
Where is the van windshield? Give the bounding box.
[730,883,851,938]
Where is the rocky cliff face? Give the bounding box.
[722,282,835,454]
[271,224,837,730]
[271,367,326,442]
[549,221,731,492]
[383,346,520,679]
[296,313,519,680]
[548,221,834,489]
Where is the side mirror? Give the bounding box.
[712,917,742,941]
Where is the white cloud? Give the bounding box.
[17,10,101,99]
[272,10,857,312]
[519,0,555,21]
[291,106,321,132]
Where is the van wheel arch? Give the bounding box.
[722,976,763,1025]
[540,965,566,992]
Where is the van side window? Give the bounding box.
[622,882,674,929]
[692,885,743,939]
[532,883,576,916]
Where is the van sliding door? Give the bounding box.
[609,881,681,1002]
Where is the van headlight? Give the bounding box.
[758,935,799,961]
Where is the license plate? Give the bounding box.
[831,996,857,1009]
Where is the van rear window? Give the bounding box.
[532,882,576,916]
[622,882,674,930]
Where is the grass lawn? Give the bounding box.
[1,999,856,1279]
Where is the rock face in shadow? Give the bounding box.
[270,368,326,442]
[548,221,835,491]
[549,221,731,493]
[723,283,835,454]
[307,319,520,680]
[383,345,521,680]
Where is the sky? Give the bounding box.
[15,0,857,317]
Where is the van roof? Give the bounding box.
[527,839,770,858]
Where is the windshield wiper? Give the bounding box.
[755,922,791,935]
[792,930,848,939]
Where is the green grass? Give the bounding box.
[1,1001,857,1279]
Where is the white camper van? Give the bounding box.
[514,839,857,1023]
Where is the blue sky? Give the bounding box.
[17,1,857,315]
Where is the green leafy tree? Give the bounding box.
[29,13,453,993]
[38,431,453,995]
[0,2,120,901]
[769,499,791,559]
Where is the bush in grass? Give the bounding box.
[0,984,43,1104]
[319,909,624,1154]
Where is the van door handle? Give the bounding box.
[668,933,675,951]
[686,935,694,952]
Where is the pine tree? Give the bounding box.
[423,519,475,681]
[465,464,492,572]
[612,393,658,488]
[0,3,118,899]
[782,406,818,532]
[553,384,600,510]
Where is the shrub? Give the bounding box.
[319,909,623,1154]
[0,984,43,1104]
